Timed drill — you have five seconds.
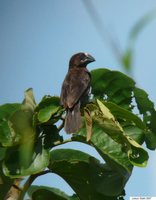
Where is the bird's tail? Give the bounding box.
[64,103,82,134]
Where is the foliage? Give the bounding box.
[0,69,156,200]
[121,9,156,72]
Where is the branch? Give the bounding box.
[82,0,122,61]
[58,119,65,131]
[4,179,22,200]
[18,170,51,200]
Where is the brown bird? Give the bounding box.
[60,52,95,133]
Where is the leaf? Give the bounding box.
[38,106,60,123]
[84,108,92,141]
[0,162,14,200]
[0,89,36,147]
[134,87,154,115]
[41,124,63,149]
[0,103,21,121]
[122,9,156,72]
[32,189,69,200]
[134,87,156,149]
[129,9,156,44]
[0,147,6,161]
[95,100,125,144]
[104,102,146,144]
[35,96,60,111]
[122,125,145,145]
[105,102,146,130]
[144,130,156,150]
[88,157,128,197]
[97,100,148,167]
[126,136,149,167]
[82,101,148,168]
[21,88,36,112]
[97,99,116,121]
[2,137,50,178]
[36,96,62,123]
[0,109,35,147]
[121,48,132,71]
[28,185,78,200]
[49,149,126,200]
[91,68,135,110]
[0,120,18,147]
[9,110,36,167]
[91,69,156,150]
[0,104,21,146]
[2,89,38,165]
[75,122,132,173]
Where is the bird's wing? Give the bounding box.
[60,68,90,108]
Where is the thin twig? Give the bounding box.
[19,170,51,200]
[58,120,65,131]
[54,138,72,146]
[82,0,122,61]
[4,179,23,200]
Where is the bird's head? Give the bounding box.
[69,52,95,68]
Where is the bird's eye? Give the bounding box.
[80,56,85,62]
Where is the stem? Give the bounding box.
[54,138,72,146]
[58,119,65,131]
[19,170,51,200]
[4,179,22,200]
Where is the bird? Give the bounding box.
[60,52,95,134]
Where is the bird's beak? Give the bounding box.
[85,53,95,63]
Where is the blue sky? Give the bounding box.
[1,0,156,199]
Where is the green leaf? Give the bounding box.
[49,149,126,200]
[144,130,156,150]
[97,99,116,120]
[91,69,156,150]
[126,136,149,167]
[10,110,33,134]
[75,122,132,173]
[129,9,156,44]
[41,124,63,149]
[91,68,135,110]
[134,87,156,149]
[81,101,148,168]
[0,104,21,146]
[36,96,60,111]
[121,48,132,71]
[105,102,146,130]
[88,157,128,197]
[84,108,92,141]
[97,100,148,167]
[0,147,6,161]
[0,109,35,147]
[32,189,69,200]
[0,162,13,199]
[36,96,61,123]
[134,87,154,115]
[50,148,90,163]
[21,88,36,112]
[0,103,21,121]
[0,89,37,147]
[0,120,18,147]
[95,100,125,145]
[2,137,50,178]
[121,9,156,72]
[28,185,78,200]
[122,125,145,145]
[38,105,60,123]
[104,101,146,144]
[100,100,148,167]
